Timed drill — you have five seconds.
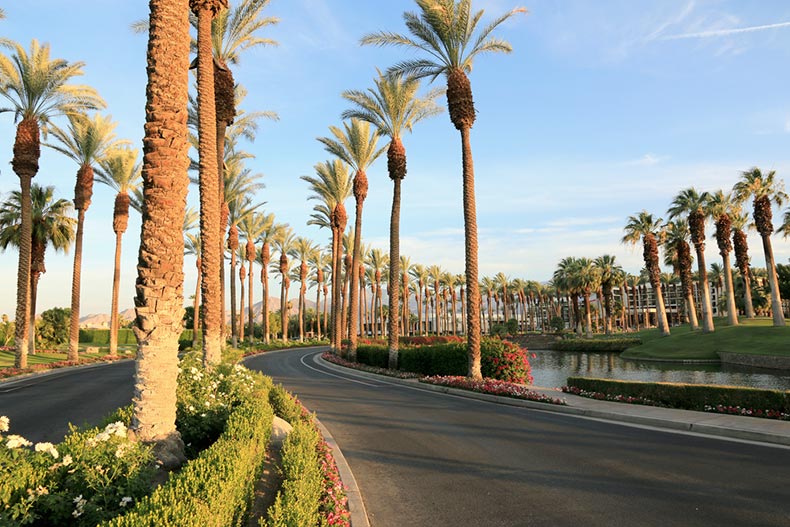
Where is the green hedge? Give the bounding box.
[552,337,641,352]
[356,338,532,383]
[79,328,137,346]
[102,388,273,527]
[566,377,790,412]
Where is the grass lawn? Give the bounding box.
[0,345,135,369]
[622,317,790,360]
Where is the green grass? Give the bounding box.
[622,317,790,360]
[0,347,131,369]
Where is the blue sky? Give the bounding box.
[2,0,790,318]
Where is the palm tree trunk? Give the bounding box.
[331,229,342,352]
[28,271,40,355]
[694,247,715,332]
[229,249,238,347]
[762,234,786,326]
[248,260,254,344]
[195,1,222,366]
[239,269,245,342]
[131,0,189,466]
[387,177,401,369]
[193,260,201,349]
[316,281,322,340]
[262,268,270,344]
[12,118,38,368]
[299,282,306,342]
[722,253,738,326]
[109,230,124,356]
[67,208,86,361]
[742,273,755,319]
[584,291,593,338]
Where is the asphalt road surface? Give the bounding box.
[2,351,790,526]
[245,347,790,527]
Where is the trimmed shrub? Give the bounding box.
[355,345,389,369]
[399,335,463,346]
[78,329,137,346]
[566,377,790,413]
[552,338,641,352]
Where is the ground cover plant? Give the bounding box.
[421,376,567,406]
[563,376,790,421]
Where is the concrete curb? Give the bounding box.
[316,355,790,448]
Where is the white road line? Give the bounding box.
[299,352,380,387]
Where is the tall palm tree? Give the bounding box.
[185,231,202,350]
[257,217,281,344]
[131,0,190,466]
[272,227,295,341]
[594,255,623,335]
[668,188,714,333]
[362,0,526,380]
[705,190,740,326]
[191,0,228,365]
[238,211,270,344]
[480,275,496,334]
[0,39,103,367]
[310,250,331,340]
[47,112,124,360]
[318,119,383,354]
[663,220,699,330]
[0,184,75,354]
[95,146,142,355]
[409,263,429,335]
[289,237,319,342]
[622,211,670,336]
[342,70,442,366]
[399,255,414,336]
[733,167,787,326]
[427,264,444,335]
[730,212,755,319]
[302,159,353,353]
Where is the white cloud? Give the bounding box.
[660,21,790,41]
[623,153,668,167]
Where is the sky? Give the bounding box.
[2,0,790,318]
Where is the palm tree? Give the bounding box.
[47,113,125,360]
[733,168,787,326]
[668,188,714,333]
[272,228,295,341]
[257,217,281,344]
[238,211,270,344]
[289,237,319,342]
[663,220,699,330]
[622,211,670,336]
[185,231,202,350]
[342,70,442,366]
[362,0,526,380]
[705,190,740,326]
[480,276,496,334]
[399,255,414,336]
[310,250,331,340]
[427,265,445,335]
[594,255,623,335]
[0,184,75,354]
[409,264,429,335]
[318,119,383,354]
[0,39,103,367]
[302,159,353,353]
[130,0,190,466]
[94,146,142,355]
[191,0,228,365]
[730,212,755,318]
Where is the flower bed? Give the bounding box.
[563,377,790,421]
[421,376,566,406]
[321,352,420,379]
[0,354,127,380]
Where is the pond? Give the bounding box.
[529,349,790,391]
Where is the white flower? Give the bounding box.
[105,421,127,438]
[35,442,59,459]
[115,443,132,458]
[0,415,9,433]
[62,454,73,466]
[119,496,133,507]
[6,434,32,449]
[188,405,195,412]
[73,494,86,517]
[190,367,198,374]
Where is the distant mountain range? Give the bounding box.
[78,297,316,328]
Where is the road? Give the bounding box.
[2,350,790,526]
[245,347,790,527]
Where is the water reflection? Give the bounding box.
[530,349,790,390]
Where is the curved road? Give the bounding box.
[245,347,790,527]
[1,350,789,526]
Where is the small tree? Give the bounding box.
[36,307,70,350]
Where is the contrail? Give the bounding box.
[662,21,790,40]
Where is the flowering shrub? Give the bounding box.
[322,352,420,379]
[400,335,463,346]
[422,376,566,405]
[703,404,790,420]
[267,384,350,527]
[0,417,155,526]
[562,385,664,407]
[480,338,532,384]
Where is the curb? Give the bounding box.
[316,355,790,448]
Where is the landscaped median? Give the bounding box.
[563,376,790,421]
[0,350,349,526]
[322,336,567,407]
